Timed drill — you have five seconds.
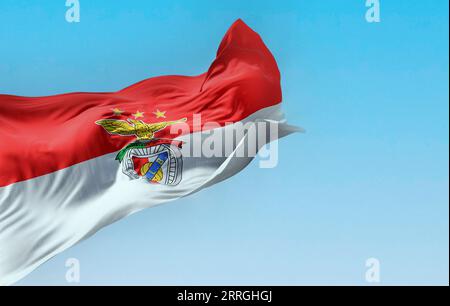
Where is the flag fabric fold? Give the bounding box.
[0,19,297,285]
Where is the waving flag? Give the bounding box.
[0,19,298,285]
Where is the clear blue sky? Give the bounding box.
[0,0,448,285]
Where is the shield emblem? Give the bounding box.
[120,142,183,186]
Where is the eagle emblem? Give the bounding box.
[95,118,187,141]
[96,115,187,186]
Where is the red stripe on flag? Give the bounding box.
[0,20,281,187]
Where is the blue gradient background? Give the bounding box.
[0,0,448,285]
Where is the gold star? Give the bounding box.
[111,108,124,116]
[153,109,166,118]
[132,110,145,119]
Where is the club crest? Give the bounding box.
[96,115,186,186]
